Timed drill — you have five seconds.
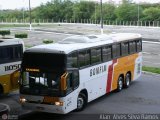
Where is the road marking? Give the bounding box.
[143,60,160,65]
[142,52,160,56]
[143,41,160,44]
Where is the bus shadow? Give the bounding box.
[19,112,78,120]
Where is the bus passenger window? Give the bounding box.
[121,42,129,56]
[102,46,111,61]
[136,40,142,52]
[91,48,101,64]
[129,41,136,54]
[112,44,121,58]
[67,52,78,68]
[0,47,13,63]
[14,46,22,59]
[78,50,90,67]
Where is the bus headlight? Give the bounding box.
[55,101,63,106]
[20,97,27,103]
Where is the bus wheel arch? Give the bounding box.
[124,72,131,88]
[117,74,124,92]
[76,89,88,111]
[0,84,4,95]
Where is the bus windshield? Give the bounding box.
[20,52,66,96]
[22,52,66,71]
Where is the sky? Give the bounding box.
[0,0,160,10]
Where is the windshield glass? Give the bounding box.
[21,71,62,96]
[22,52,66,71]
[20,52,66,96]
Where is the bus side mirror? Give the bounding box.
[60,72,68,91]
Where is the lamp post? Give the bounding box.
[100,0,103,34]
[29,0,32,30]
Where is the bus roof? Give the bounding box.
[26,33,141,54]
[0,38,24,46]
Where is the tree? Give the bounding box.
[72,1,95,21]
[115,0,142,21]
[142,7,160,21]
[91,3,116,21]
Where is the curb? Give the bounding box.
[142,71,160,76]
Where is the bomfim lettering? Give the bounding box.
[90,65,106,77]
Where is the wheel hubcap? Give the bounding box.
[119,78,123,90]
[77,97,84,109]
[126,74,130,86]
[126,77,130,86]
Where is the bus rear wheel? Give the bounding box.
[124,73,131,88]
[117,76,123,92]
[76,93,87,111]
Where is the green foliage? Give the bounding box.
[43,39,54,44]
[0,30,10,38]
[15,33,28,38]
[142,7,160,21]
[72,1,95,20]
[92,3,116,21]
[1,0,160,23]
[115,0,143,21]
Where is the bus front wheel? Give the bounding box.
[76,93,87,111]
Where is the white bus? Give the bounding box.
[20,33,142,114]
[0,38,24,94]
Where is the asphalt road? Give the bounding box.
[0,74,159,120]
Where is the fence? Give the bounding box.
[0,19,160,27]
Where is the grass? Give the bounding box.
[142,66,160,74]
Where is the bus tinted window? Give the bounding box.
[136,39,142,52]
[121,42,129,56]
[129,41,136,54]
[0,45,23,64]
[78,50,90,67]
[102,46,112,61]
[112,44,121,58]
[67,52,78,68]
[0,47,13,63]
[14,45,23,59]
[91,48,101,64]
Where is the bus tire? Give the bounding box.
[76,93,87,111]
[124,73,131,88]
[117,76,123,92]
